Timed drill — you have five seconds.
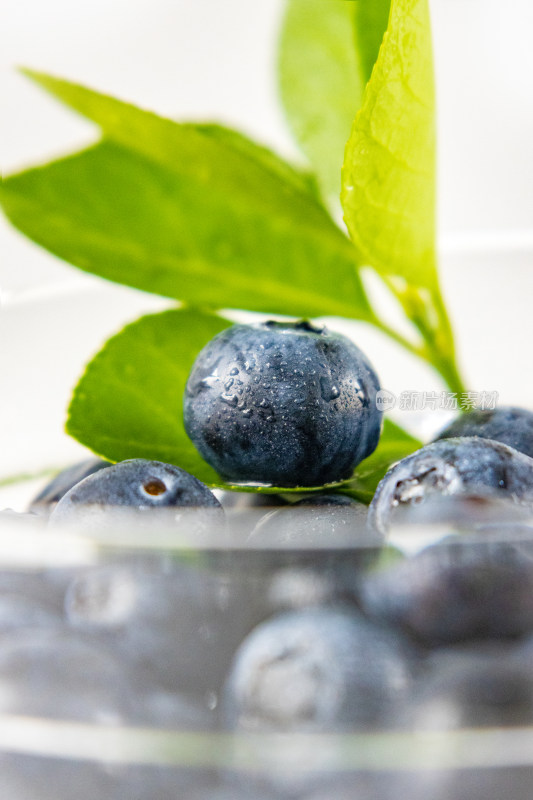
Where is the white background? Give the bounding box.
[2,0,533,479]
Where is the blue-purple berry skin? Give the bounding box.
[408,650,533,729]
[368,437,533,535]
[222,607,412,732]
[49,458,221,522]
[360,535,533,645]
[248,493,369,547]
[184,321,382,487]
[29,458,110,514]
[435,406,533,459]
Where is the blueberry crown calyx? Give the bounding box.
[262,319,327,336]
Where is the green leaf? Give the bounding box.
[195,123,322,201]
[352,0,392,85]
[341,0,438,289]
[278,0,391,206]
[66,308,232,484]
[1,137,371,320]
[278,0,364,204]
[345,418,422,503]
[16,68,332,228]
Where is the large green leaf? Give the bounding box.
[15,69,341,231]
[195,123,321,200]
[341,0,438,289]
[1,137,370,319]
[66,308,232,484]
[278,0,363,204]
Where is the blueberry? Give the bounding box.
[405,646,533,731]
[408,649,533,729]
[393,651,533,800]
[360,532,533,644]
[0,627,216,800]
[222,607,413,732]
[65,559,264,697]
[183,320,382,487]
[385,491,533,530]
[248,493,370,548]
[368,437,533,535]
[241,495,376,613]
[295,491,369,509]
[0,628,136,722]
[49,458,222,526]
[435,406,533,459]
[248,492,374,560]
[213,489,288,510]
[29,457,110,514]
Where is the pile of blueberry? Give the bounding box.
[2,321,533,799]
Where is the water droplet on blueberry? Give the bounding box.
[221,393,239,407]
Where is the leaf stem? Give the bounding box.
[370,278,468,399]
[427,287,468,398]
[370,314,425,361]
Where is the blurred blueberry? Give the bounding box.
[0,569,67,636]
[407,649,533,728]
[393,649,533,800]
[360,532,533,645]
[435,406,533,459]
[214,489,288,510]
[243,495,376,612]
[248,494,370,548]
[386,491,533,531]
[65,559,264,700]
[28,458,111,514]
[222,606,413,733]
[0,628,136,722]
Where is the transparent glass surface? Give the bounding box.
[0,508,532,799]
[1,243,533,799]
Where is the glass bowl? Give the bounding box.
[1,242,533,799]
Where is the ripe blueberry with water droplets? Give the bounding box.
[183,320,382,487]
